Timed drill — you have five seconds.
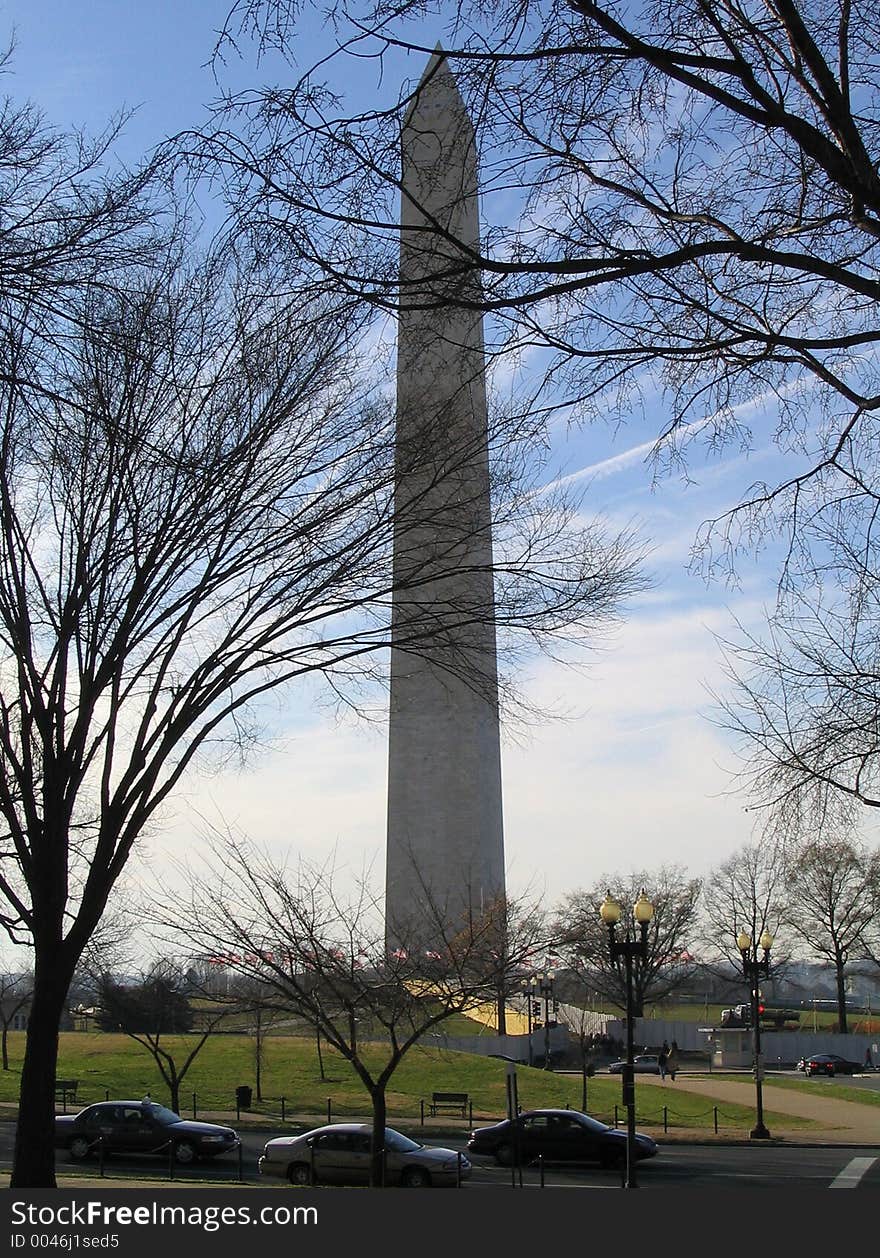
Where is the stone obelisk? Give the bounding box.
[385,49,505,947]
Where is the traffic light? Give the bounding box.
[757,1000,766,1017]
[532,1001,541,1019]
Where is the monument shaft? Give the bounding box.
[386,51,505,946]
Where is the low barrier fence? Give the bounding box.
[66,1133,246,1182]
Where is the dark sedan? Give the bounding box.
[55,1100,240,1164]
[799,1053,861,1077]
[467,1108,657,1170]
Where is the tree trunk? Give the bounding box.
[10,958,70,1187]
[2,1023,9,1071]
[369,1088,387,1187]
[316,1026,325,1080]
[254,1009,263,1101]
[835,959,849,1035]
[168,1072,180,1114]
[496,986,507,1035]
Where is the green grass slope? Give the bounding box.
[0,1032,817,1135]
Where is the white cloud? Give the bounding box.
[499,601,762,897]
[140,588,766,914]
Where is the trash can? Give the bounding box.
[236,1085,252,1110]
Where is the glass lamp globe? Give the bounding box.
[633,889,655,925]
[599,893,622,926]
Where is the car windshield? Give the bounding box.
[145,1104,181,1126]
[383,1129,421,1153]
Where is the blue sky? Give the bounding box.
[0,1,797,909]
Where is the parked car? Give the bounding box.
[467,1108,658,1170]
[608,1054,662,1075]
[55,1100,240,1164]
[798,1053,862,1077]
[259,1123,471,1187]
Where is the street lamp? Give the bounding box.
[539,971,556,1070]
[521,977,538,1067]
[737,928,774,1140]
[599,887,654,1189]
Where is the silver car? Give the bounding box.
[608,1054,662,1075]
[259,1123,471,1188]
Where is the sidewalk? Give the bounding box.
[636,1073,880,1144]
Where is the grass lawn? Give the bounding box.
[0,1032,816,1135]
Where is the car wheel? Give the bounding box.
[600,1146,625,1171]
[174,1140,197,1165]
[494,1143,515,1167]
[288,1162,313,1186]
[401,1166,431,1188]
[69,1136,91,1161]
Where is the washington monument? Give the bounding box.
[385,50,505,946]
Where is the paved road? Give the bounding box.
[463,1144,880,1189]
[1,1125,877,1189]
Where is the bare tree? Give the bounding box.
[0,969,31,1070]
[717,545,880,822]
[783,834,880,1034]
[159,838,549,1187]
[700,838,791,993]
[0,84,172,1187]
[427,878,550,1035]
[555,866,702,1016]
[95,960,231,1113]
[562,1002,601,1113]
[226,976,291,1101]
[0,43,161,366]
[205,0,880,582]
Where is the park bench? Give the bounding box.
[428,1091,470,1118]
[55,1080,79,1109]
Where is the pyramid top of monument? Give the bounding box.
[402,44,470,130]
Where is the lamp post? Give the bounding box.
[539,971,556,1070]
[737,928,774,1140]
[521,977,538,1067]
[599,888,654,1189]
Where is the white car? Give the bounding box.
[259,1123,471,1187]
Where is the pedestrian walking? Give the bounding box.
[667,1041,679,1082]
[658,1040,669,1081]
